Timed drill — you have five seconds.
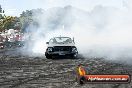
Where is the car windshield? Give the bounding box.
[49,37,73,44]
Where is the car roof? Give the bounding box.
[53,37,71,39]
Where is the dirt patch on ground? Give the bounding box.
[0,49,132,88]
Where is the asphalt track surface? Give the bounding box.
[0,48,132,88]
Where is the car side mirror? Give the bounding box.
[46,42,49,44]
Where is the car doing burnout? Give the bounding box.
[45,37,78,59]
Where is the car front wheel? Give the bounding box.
[71,53,78,59]
[45,53,52,59]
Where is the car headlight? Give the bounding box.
[72,47,77,52]
[47,47,53,52]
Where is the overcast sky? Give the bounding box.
[0,0,127,16]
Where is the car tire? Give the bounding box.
[71,53,78,59]
[45,53,52,59]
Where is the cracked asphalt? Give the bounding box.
[0,48,132,88]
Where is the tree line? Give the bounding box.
[0,5,41,32]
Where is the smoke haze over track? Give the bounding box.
[22,1,132,64]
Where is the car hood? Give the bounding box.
[48,43,75,47]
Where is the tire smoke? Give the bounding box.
[23,2,132,64]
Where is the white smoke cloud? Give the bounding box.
[22,1,132,64]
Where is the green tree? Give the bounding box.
[0,5,2,18]
[0,5,4,19]
[19,9,42,32]
[0,16,20,31]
